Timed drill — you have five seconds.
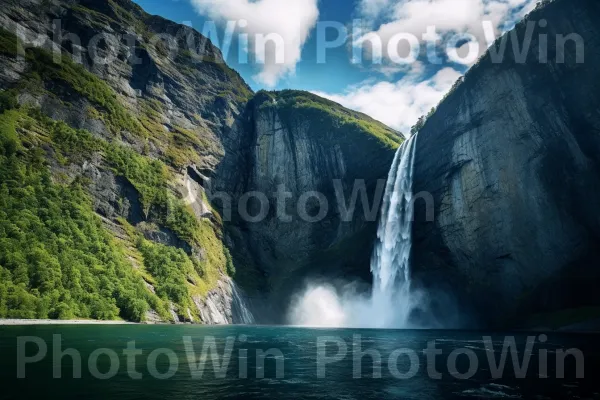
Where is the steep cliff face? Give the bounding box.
[0,0,252,323]
[0,0,250,166]
[214,91,401,320]
[411,0,600,327]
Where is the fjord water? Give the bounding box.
[0,325,596,400]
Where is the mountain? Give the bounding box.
[410,0,600,328]
[0,0,400,322]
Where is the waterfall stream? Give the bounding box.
[198,279,255,325]
[368,132,419,327]
[231,281,256,324]
[289,133,421,328]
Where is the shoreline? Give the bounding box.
[0,319,137,326]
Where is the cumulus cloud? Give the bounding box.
[314,67,463,135]
[190,0,319,87]
[359,0,395,21]
[354,0,540,66]
[317,0,542,134]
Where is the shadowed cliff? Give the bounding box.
[411,0,600,328]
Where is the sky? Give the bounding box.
[134,0,540,134]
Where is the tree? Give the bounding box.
[410,107,436,136]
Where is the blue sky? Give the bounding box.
[134,0,539,133]
[135,0,367,93]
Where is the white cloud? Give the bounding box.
[314,67,463,135]
[315,0,541,134]
[190,0,319,87]
[449,40,480,66]
[354,0,540,67]
[359,0,395,21]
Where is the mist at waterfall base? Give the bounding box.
[288,134,435,329]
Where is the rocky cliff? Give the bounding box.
[411,0,600,328]
[214,91,400,320]
[0,0,255,323]
[0,0,400,322]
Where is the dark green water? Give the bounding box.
[0,325,597,399]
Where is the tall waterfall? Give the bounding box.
[288,133,421,328]
[368,132,419,328]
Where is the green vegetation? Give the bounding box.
[20,102,218,255]
[260,90,402,149]
[0,6,247,322]
[1,29,141,136]
[107,0,151,40]
[103,143,203,247]
[0,90,18,114]
[217,89,251,106]
[138,99,220,169]
[72,1,150,40]
[167,126,214,168]
[104,144,168,213]
[0,28,18,57]
[410,107,436,136]
[133,227,229,318]
[0,100,232,321]
[25,47,142,135]
[2,12,244,173]
[201,57,253,103]
[0,108,158,321]
[137,239,197,318]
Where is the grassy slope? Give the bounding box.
[257,90,403,150]
[0,107,157,321]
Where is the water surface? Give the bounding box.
[0,325,597,399]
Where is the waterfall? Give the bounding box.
[288,133,421,328]
[368,132,419,327]
[196,278,256,325]
[231,281,256,324]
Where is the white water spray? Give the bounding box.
[289,134,421,328]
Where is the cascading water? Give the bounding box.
[368,132,419,328]
[231,282,256,324]
[288,133,421,328]
[197,279,256,325]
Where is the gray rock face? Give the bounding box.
[194,276,255,324]
[0,0,254,323]
[213,91,401,320]
[411,0,600,327]
[1,0,249,169]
